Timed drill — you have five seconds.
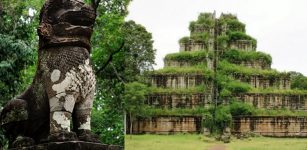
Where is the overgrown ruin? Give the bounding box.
[130,12,307,137]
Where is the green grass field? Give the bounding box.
[125,134,307,150]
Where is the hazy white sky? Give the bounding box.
[126,0,307,75]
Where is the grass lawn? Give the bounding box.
[125,134,307,150]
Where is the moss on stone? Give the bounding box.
[164,51,213,63]
[218,60,288,78]
[221,49,272,65]
[151,66,213,79]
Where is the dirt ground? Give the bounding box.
[208,144,226,150]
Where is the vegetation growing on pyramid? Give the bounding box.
[218,60,288,78]
[164,51,213,63]
[216,74,252,98]
[221,49,272,65]
[152,65,213,76]
[189,13,215,32]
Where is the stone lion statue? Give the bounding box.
[0,0,101,148]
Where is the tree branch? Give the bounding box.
[110,62,126,83]
[96,41,125,74]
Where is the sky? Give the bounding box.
[126,0,307,76]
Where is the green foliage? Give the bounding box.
[228,32,257,47]
[216,74,251,98]
[124,82,148,115]
[214,106,232,130]
[124,82,148,134]
[179,36,190,44]
[224,20,246,33]
[92,16,155,83]
[0,0,41,42]
[218,14,246,33]
[91,0,131,76]
[226,80,252,94]
[203,105,232,133]
[217,36,229,51]
[220,13,238,20]
[152,66,212,76]
[91,108,124,145]
[218,60,287,78]
[203,102,254,133]
[92,78,125,145]
[289,72,307,90]
[190,32,209,43]
[121,21,156,82]
[0,1,41,145]
[221,49,272,65]
[189,13,215,32]
[0,34,34,106]
[229,101,254,116]
[91,0,155,144]
[164,51,213,64]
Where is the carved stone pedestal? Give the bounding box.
[10,141,123,150]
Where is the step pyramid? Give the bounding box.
[131,12,307,137]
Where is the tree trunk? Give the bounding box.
[129,112,133,135]
[124,111,127,135]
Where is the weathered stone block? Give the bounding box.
[238,60,270,69]
[150,74,209,89]
[131,116,202,134]
[236,93,307,110]
[232,116,307,137]
[147,93,212,109]
[229,40,256,51]
[164,59,213,70]
[233,74,290,89]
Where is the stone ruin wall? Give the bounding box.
[229,40,256,51]
[179,40,214,52]
[190,26,215,37]
[146,93,212,109]
[233,75,290,90]
[131,116,202,134]
[232,116,307,137]
[132,115,307,137]
[164,60,196,67]
[230,60,270,70]
[150,74,211,89]
[164,59,213,70]
[235,93,307,110]
[146,93,307,110]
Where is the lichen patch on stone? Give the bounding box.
[64,95,75,112]
[52,112,70,132]
[51,69,61,82]
[78,116,91,130]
